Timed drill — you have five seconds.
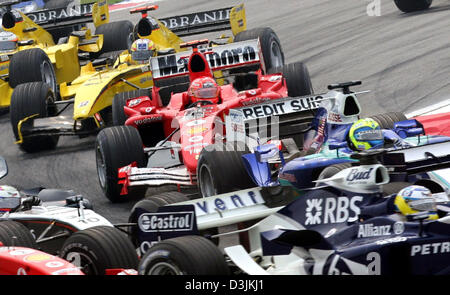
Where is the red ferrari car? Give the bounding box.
[96,38,321,202]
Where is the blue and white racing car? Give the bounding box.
[131,138,450,275]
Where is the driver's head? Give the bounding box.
[188,77,219,104]
[348,118,383,151]
[394,185,438,220]
[130,38,156,64]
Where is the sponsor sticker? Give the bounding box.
[240,95,324,119]
[138,211,194,233]
[24,253,53,262]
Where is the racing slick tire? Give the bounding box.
[0,221,37,248]
[95,126,147,203]
[394,0,432,12]
[138,235,229,275]
[269,61,314,96]
[9,48,58,97]
[128,191,190,247]
[10,82,59,153]
[234,27,285,73]
[369,112,407,130]
[59,226,139,275]
[112,89,151,126]
[197,142,254,198]
[93,20,134,58]
[315,162,353,186]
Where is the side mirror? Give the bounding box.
[328,141,347,151]
[0,157,8,179]
[254,144,279,163]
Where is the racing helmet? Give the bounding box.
[348,118,383,151]
[130,38,156,64]
[0,185,21,213]
[188,77,220,104]
[394,185,439,220]
[0,31,18,53]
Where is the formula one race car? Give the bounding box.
[95,38,316,202]
[0,156,139,274]
[393,0,433,12]
[0,231,84,275]
[9,3,284,154]
[132,144,450,275]
[194,81,450,198]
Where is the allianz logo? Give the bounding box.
[346,168,373,182]
[138,212,193,232]
[357,222,404,238]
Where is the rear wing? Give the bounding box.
[226,93,327,149]
[150,38,262,80]
[21,0,108,30]
[158,3,246,37]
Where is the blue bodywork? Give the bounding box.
[259,187,450,274]
[242,107,450,191]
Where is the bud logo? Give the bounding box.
[305,196,363,225]
[138,212,194,232]
[346,168,373,182]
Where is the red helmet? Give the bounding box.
[188,77,219,104]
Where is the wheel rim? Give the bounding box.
[147,262,183,275]
[96,144,107,189]
[199,164,217,198]
[65,252,99,275]
[40,60,56,95]
[269,40,283,69]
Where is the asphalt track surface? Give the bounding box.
[1,0,450,224]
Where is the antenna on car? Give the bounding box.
[328,81,362,94]
[130,5,159,18]
[179,39,210,51]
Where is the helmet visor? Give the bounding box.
[354,129,383,141]
[408,197,437,212]
[0,41,17,52]
[192,87,218,99]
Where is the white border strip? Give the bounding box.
[406,99,450,118]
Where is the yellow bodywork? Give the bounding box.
[8,2,247,127]
[0,0,109,108]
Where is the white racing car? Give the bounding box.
[131,139,450,275]
[0,156,138,275]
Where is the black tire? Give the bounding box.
[0,221,36,248]
[138,235,229,275]
[112,89,151,126]
[10,82,59,153]
[95,126,147,202]
[369,112,407,130]
[154,76,190,106]
[9,48,58,96]
[394,0,432,12]
[197,142,254,198]
[234,27,285,73]
[94,21,134,57]
[315,163,353,187]
[269,61,314,96]
[59,226,139,275]
[128,191,190,247]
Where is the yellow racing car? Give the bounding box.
[9,3,285,153]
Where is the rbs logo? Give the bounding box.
[305,196,363,225]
